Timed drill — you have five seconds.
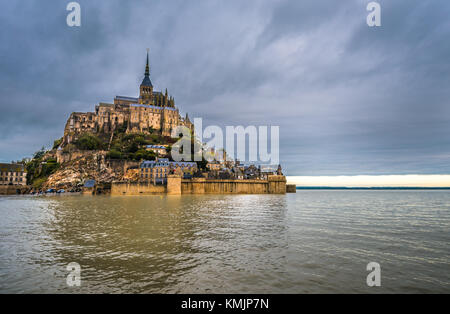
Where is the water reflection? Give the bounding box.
[1,191,449,293]
[38,195,288,293]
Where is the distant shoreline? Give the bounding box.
[295,186,450,190]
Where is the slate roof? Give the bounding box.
[130,104,176,111]
[140,75,153,87]
[115,96,138,102]
[140,160,197,168]
[84,179,96,188]
[0,163,25,173]
[146,145,167,149]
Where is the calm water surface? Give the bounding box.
[0,191,449,293]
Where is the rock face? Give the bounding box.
[123,168,140,181]
[43,150,131,189]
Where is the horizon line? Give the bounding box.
[294,186,450,190]
[287,174,450,188]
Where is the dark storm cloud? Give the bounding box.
[0,0,449,175]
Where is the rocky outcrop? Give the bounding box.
[43,150,126,189]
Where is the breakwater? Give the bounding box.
[111,175,288,195]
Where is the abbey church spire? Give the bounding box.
[139,49,153,104]
[144,49,150,77]
[141,49,153,88]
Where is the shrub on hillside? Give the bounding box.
[53,138,63,149]
[106,149,123,159]
[74,133,104,150]
[131,149,156,161]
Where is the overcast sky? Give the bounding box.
[1,0,449,176]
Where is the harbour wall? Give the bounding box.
[286,184,297,193]
[0,185,30,195]
[111,181,166,195]
[111,175,287,195]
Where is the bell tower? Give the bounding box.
[139,49,153,104]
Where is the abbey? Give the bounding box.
[62,50,192,145]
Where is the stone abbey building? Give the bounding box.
[62,51,192,145]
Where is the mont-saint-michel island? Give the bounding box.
[0,51,293,196]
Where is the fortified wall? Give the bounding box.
[0,185,30,195]
[111,181,167,195]
[111,175,287,195]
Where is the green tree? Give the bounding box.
[25,148,60,187]
[74,133,104,150]
[53,138,63,149]
[106,149,123,159]
[196,157,208,171]
[33,147,46,160]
